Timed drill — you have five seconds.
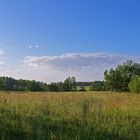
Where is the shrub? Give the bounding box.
[129,76,140,94]
[89,81,106,91]
[78,86,87,92]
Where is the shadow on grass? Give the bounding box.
[0,115,138,140]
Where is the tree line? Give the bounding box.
[0,76,106,92]
[0,60,140,93]
[0,76,77,92]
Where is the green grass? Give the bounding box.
[0,92,140,140]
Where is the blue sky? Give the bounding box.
[0,0,140,82]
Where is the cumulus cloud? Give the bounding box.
[22,52,140,82]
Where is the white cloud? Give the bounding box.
[35,45,39,48]
[27,44,40,49]
[28,45,32,49]
[0,48,5,55]
[0,51,140,83]
[22,52,140,82]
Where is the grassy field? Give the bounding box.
[0,92,140,140]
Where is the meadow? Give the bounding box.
[0,92,140,140]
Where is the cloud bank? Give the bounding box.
[22,52,140,82]
[0,51,140,83]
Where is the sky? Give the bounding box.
[0,0,140,83]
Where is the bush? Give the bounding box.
[78,86,87,92]
[129,76,140,94]
[89,81,106,91]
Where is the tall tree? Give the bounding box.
[63,77,77,91]
[104,60,140,91]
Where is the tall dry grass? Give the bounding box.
[0,92,140,140]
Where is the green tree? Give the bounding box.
[129,76,140,94]
[104,60,140,91]
[0,79,4,90]
[104,68,122,91]
[63,77,77,91]
[28,80,44,91]
[47,83,60,92]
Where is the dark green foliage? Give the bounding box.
[129,76,140,94]
[0,76,77,92]
[76,82,92,87]
[90,81,106,91]
[78,86,87,91]
[0,79,4,90]
[0,77,46,92]
[46,77,77,92]
[63,77,77,91]
[104,69,122,91]
[27,80,45,91]
[47,83,61,92]
[104,60,140,92]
